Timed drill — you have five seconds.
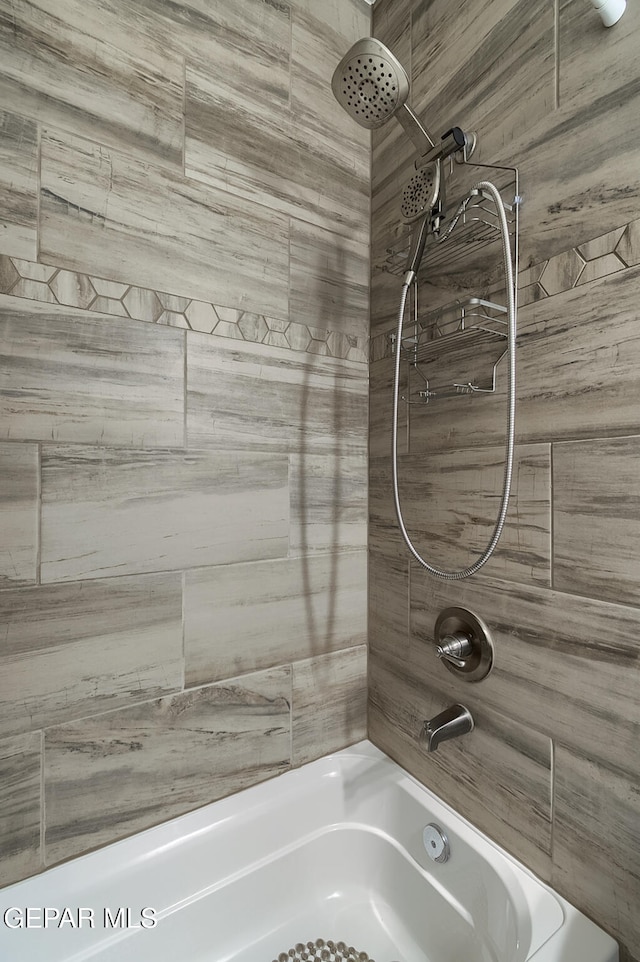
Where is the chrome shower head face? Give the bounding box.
[331,37,410,130]
[401,163,441,224]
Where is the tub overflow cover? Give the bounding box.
[423,822,450,863]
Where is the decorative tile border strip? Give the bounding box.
[0,255,368,365]
[370,217,640,363]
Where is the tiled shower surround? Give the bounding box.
[0,0,370,885]
[2,1,640,961]
[369,2,640,961]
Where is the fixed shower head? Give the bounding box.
[332,38,436,154]
[331,37,410,130]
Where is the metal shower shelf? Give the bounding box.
[380,182,518,277]
[403,297,507,358]
[396,297,508,401]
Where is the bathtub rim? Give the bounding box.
[0,739,618,962]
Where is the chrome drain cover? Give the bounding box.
[273,939,380,961]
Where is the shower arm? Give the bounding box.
[397,104,437,154]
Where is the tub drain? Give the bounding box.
[273,939,380,962]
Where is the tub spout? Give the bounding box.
[420,704,474,752]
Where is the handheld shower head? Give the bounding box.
[401,163,441,224]
[331,38,436,154]
[400,161,443,279]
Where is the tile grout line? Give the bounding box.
[181,569,186,694]
[554,0,560,110]
[287,215,292,328]
[550,441,555,590]
[183,329,188,449]
[406,556,412,649]
[27,664,300,735]
[36,123,42,264]
[287,5,293,113]
[289,661,294,770]
[36,442,42,586]
[182,56,187,177]
[0,545,368,596]
[549,738,556,870]
[40,728,46,871]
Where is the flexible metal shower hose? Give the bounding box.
[391,180,517,580]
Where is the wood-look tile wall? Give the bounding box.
[0,0,370,885]
[370,1,640,959]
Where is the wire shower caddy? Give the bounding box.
[384,163,520,403]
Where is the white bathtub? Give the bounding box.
[0,741,617,962]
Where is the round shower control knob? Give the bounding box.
[423,823,450,863]
[433,607,494,682]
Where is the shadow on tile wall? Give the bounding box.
[0,0,371,885]
[369,1,640,959]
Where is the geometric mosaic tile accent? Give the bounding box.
[538,248,585,297]
[520,220,634,306]
[0,255,368,365]
[370,216,640,363]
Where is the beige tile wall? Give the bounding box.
[0,112,38,260]
[0,0,370,886]
[9,2,638,954]
[370,1,640,960]
[44,668,293,863]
